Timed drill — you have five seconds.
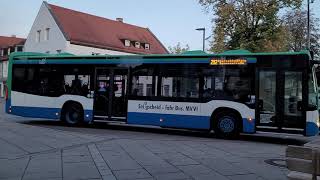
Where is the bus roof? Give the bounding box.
[9,50,312,64]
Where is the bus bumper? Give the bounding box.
[306,122,319,136]
[306,110,319,136]
[242,118,255,133]
[5,99,11,114]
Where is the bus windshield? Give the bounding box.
[310,66,319,109]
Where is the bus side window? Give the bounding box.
[130,67,157,97]
[202,65,254,102]
[161,76,199,98]
[12,67,26,92]
[64,74,91,97]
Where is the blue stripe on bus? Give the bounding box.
[9,106,93,122]
[127,112,210,130]
[242,118,255,133]
[10,106,61,119]
[306,122,319,136]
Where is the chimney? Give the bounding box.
[11,35,16,38]
[116,18,123,23]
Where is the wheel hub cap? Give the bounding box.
[219,117,235,133]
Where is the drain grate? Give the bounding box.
[264,159,287,168]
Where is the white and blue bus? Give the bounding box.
[5,50,320,137]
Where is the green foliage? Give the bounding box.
[283,9,320,57]
[168,43,190,54]
[199,0,302,53]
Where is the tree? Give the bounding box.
[198,0,302,53]
[168,43,190,54]
[282,9,320,57]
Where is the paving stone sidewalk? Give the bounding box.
[0,99,291,180]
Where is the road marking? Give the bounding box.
[88,144,116,180]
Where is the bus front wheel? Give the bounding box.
[62,103,84,126]
[213,111,240,138]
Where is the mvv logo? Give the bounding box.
[185,106,199,112]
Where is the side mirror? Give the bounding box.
[297,101,318,111]
[307,104,318,111]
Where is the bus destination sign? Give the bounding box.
[210,59,247,65]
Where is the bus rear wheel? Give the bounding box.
[63,103,84,126]
[213,111,240,138]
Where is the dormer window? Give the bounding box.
[135,42,140,48]
[16,45,23,52]
[92,52,100,55]
[145,43,150,50]
[124,40,131,47]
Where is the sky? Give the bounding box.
[0,0,319,51]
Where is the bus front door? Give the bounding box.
[94,68,128,121]
[257,70,305,133]
[257,70,277,127]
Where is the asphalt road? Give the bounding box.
[0,99,314,180]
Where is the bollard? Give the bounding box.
[286,145,320,180]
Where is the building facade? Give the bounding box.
[0,36,25,98]
[24,2,168,55]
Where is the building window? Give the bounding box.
[124,40,131,47]
[44,28,50,41]
[0,63,3,79]
[2,61,9,78]
[145,43,150,50]
[36,30,41,42]
[135,42,140,48]
[3,48,8,56]
[16,46,23,52]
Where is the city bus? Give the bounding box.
[5,50,320,137]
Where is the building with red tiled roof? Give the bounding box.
[24,2,168,55]
[0,36,25,98]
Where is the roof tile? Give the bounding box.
[48,3,168,54]
[0,36,25,49]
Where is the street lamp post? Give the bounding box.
[307,0,310,50]
[307,0,315,50]
[196,28,205,52]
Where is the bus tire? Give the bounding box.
[62,102,84,126]
[213,110,240,138]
